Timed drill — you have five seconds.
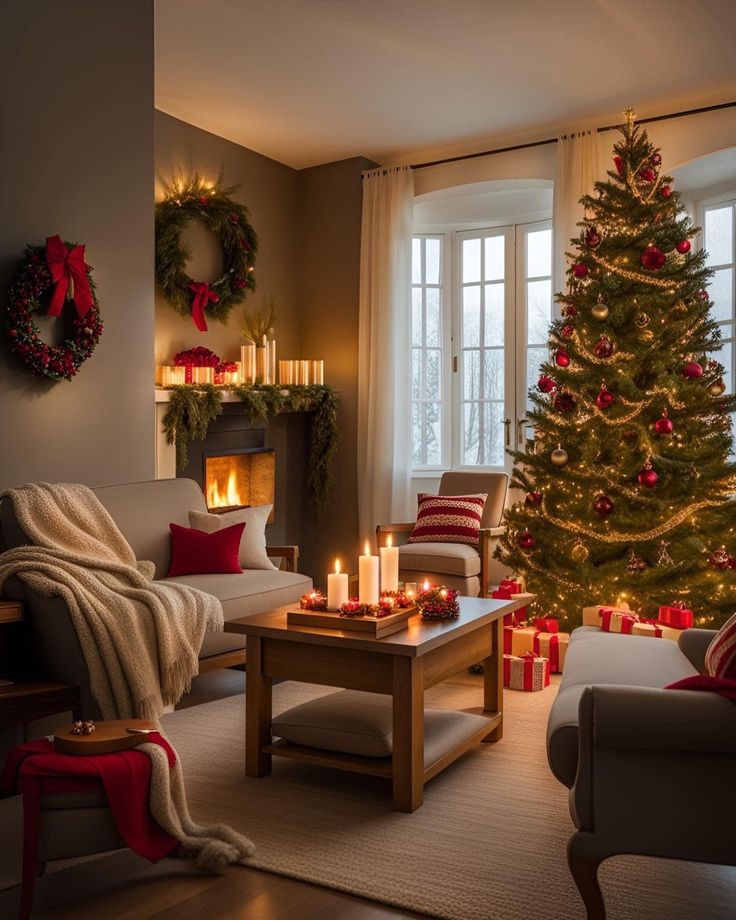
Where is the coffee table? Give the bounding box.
[224,594,532,812]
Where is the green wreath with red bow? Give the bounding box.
[3,236,103,382]
[155,173,258,330]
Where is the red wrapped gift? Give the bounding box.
[493,587,527,626]
[503,624,538,656]
[533,631,570,673]
[601,609,638,634]
[632,618,663,638]
[498,578,523,594]
[503,652,550,692]
[658,604,693,630]
[534,617,559,634]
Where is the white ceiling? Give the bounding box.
[155,0,736,170]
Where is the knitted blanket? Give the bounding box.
[0,482,223,721]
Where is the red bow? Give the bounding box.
[45,235,94,318]
[188,281,219,332]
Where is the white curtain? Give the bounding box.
[357,165,414,545]
[553,130,605,304]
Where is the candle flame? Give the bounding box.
[364,540,371,557]
[334,558,341,575]
[386,534,393,548]
[423,579,430,591]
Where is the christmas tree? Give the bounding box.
[496,111,736,632]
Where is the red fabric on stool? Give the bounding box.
[2,735,179,862]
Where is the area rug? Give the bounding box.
[160,675,736,920]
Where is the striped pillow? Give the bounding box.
[705,611,736,680]
[408,493,487,546]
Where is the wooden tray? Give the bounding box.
[287,605,417,639]
[53,719,158,755]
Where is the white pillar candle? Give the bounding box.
[270,339,276,384]
[327,558,349,611]
[379,534,399,593]
[358,540,379,605]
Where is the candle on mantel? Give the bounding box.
[379,534,399,593]
[358,540,379,605]
[405,582,417,602]
[327,557,349,611]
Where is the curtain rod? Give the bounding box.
[410,100,736,172]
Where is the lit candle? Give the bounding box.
[405,582,417,601]
[422,579,431,592]
[327,557,349,611]
[358,540,380,605]
[379,534,399,593]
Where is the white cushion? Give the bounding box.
[189,505,277,571]
[272,689,492,762]
[399,541,481,577]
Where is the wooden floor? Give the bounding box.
[0,848,426,919]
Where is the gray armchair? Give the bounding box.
[559,628,736,919]
[376,471,508,598]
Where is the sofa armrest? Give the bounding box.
[266,545,299,573]
[677,627,715,674]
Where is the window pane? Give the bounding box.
[426,288,441,346]
[720,340,732,394]
[526,346,548,411]
[425,402,442,465]
[412,287,422,346]
[705,207,733,266]
[709,268,734,324]
[484,236,504,281]
[412,403,423,466]
[463,285,481,347]
[425,238,440,285]
[412,348,422,400]
[463,238,481,283]
[527,279,552,345]
[483,402,505,467]
[463,349,481,401]
[483,349,504,400]
[484,283,504,346]
[527,228,552,278]
[463,402,481,465]
[425,349,441,400]
[412,238,422,284]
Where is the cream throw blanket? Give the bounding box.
[0,482,222,720]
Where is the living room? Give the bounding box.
[0,1,735,918]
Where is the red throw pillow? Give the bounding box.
[704,611,736,680]
[408,493,487,546]
[167,522,245,577]
[665,675,736,702]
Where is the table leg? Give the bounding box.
[482,617,503,742]
[392,656,424,812]
[245,636,272,777]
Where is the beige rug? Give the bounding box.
[159,675,735,920]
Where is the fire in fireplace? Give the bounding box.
[204,448,275,519]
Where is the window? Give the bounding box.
[411,222,553,472]
[703,201,735,417]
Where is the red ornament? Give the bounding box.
[638,167,656,183]
[538,375,556,393]
[572,262,589,279]
[518,531,535,549]
[596,386,615,409]
[593,336,614,359]
[697,289,709,302]
[525,491,543,507]
[676,239,691,254]
[637,466,659,489]
[593,495,614,518]
[653,413,674,435]
[651,153,662,166]
[585,227,601,248]
[197,195,208,205]
[613,155,625,176]
[660,185,672,198]
[561,323,575,338]
[640,245,667,270]
[681,361,703,380]
[555,350,570,368]
[554,392,576,413]
[563,305,578,317]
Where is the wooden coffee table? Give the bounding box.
[224,594,532,812]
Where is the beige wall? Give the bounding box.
[0,0,155,489]
[154,112,301,366]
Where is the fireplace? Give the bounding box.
[204,448,275,518]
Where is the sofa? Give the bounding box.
[548,625,736,919]
[0,478,312,718]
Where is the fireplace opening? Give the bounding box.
[204,447,275,520]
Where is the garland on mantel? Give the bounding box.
[161,384,340,511]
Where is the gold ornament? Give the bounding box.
[634,312,650,328]
[571,540,589,563]
[640,328,654,341]
[708,379,726,397]
[550,446,569,468]
[672,299,688,315]
[591,301,610,321]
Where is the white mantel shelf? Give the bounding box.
[155,386,288,404]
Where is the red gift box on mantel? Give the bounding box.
[533,631,570,673]
[503,652,550,692]
[503,624,539,656]
[658,604,693,630]
[600,608,638,634]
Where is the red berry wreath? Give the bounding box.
[4,236,103,382]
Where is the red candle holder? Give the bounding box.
[339,598,391,619]
[416,584,460,620]
[379,590,413,609]
[299,589,328,611]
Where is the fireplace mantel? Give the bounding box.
[155,387,256,404]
